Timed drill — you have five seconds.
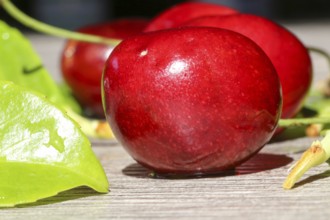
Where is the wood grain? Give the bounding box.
[2,137,330,220]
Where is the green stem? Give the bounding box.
[283,131,330,189]
[308,46,330,72]
[308,46,330,98]
[65,108,114,139]
[0,0,121,46]
[279,43,330,128]
[278,117,330,127]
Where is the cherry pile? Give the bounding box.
[5,0,330,188]
[100,2,309,175]
[3,1,314,176]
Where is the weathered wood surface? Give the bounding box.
[2,22,330,219]
[2,138,330,220]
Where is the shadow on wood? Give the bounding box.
[12,186,102,208]
[122,153,293,178]
[292,170,330,189]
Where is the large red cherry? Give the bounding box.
[102,27,282,175]
[143,2,238,32]
[61,18,148,118]
[184,14,312,120]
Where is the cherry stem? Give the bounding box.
[308,46,330,73]
[283,132,330,189]
[308,46,330,99]
[282,47,330,189]
[0,0,121,46]
[278,117,330,127]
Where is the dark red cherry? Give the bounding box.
[184,14,312,120]
[61,19,148,117]
[144,2,238,32]
[102,27,282,175]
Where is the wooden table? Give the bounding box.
[2,21,330,219]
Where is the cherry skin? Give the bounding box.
[61,19,148,118]
[102,27,282,175]
[184,14,312,120]
[143,2,238,32]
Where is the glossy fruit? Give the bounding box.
[61,19,148,117]
[143,2,238,32]
[184,14,312,119]
[102,27,282,175]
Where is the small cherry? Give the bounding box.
[61,19,148,117]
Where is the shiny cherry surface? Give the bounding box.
[103,27,282,175]
[144,2,238,32]
[184,14,312,119]
[61,19,148,117]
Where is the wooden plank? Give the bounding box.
[2,137,330,220]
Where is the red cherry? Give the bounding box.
[61,19,148,117]
[144,2,238,32]
[102,27,282,175]
[184,14,312,119]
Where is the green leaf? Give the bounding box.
[0,20,81,113]
[0,20,115,139]
[0,81,109,207]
